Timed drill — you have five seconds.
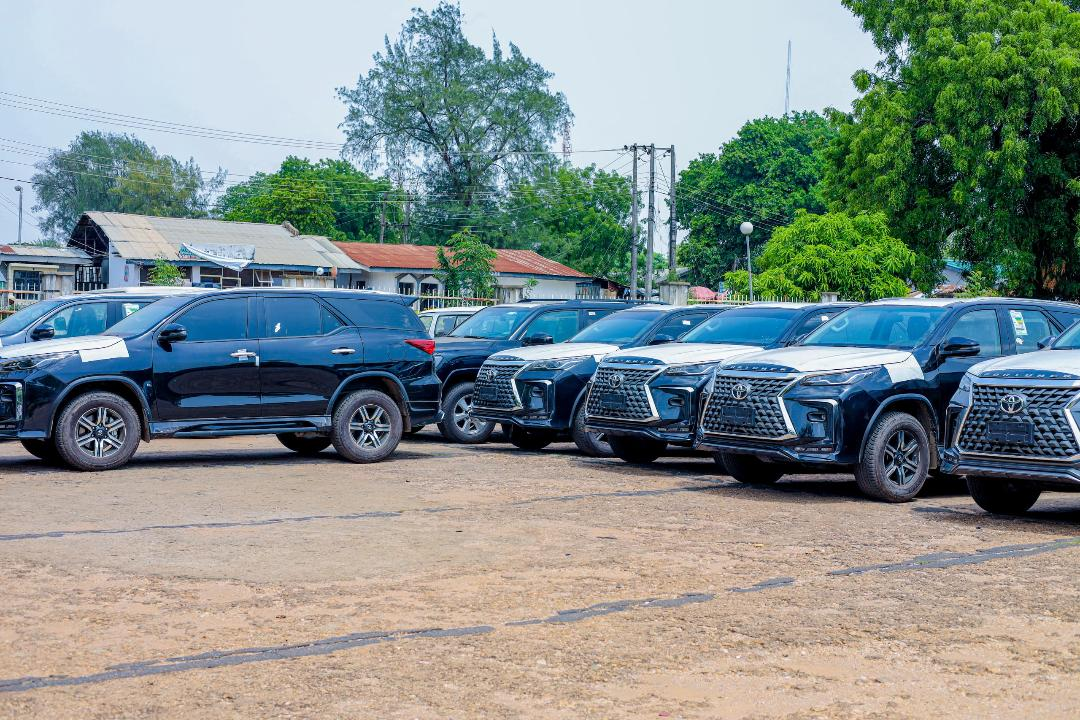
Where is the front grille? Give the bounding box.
[957,384,1080,459]
[472,362,525,410]
[701,375,793,439]
[586,366,660,421]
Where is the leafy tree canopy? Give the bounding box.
[148,257,184,287]
[722,211,914,301]
[216,157,395,241]
[32,131,223,242]
[827,0,1080,297]
[675,112,835,287]
[436,228,497,298]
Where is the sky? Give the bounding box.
[0,0,881,245]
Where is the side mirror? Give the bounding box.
[1038,335,1057,349]
[158,323,188,343]
[522,333,554,346]
[30,325,55,341]
[941,336,980,358]
[649,333,676,346]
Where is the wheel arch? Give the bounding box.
[330,372,411,428]
[442,368,478,392]
[858,394,940,469]
[50,376,151,441]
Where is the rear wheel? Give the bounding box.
[437,382,495,444]
[722,454,783,485]
[855,411,930,502]
[571,404,612,457]
[508,426,556,450]
[967,477,1042,515]
[607,434,665,464]
[53,392,141,471]
[21,439,62,464]
[276,433,332,456]
[331,390,403,463]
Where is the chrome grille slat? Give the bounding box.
[701,374,793,439]
[957,384,1080,459]
[472,362,525,410]
[586,366,659,421]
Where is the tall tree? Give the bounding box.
[32,131,223,241]
[674,112,836,288]
[337,1,572,232]
[827,0,1080,297]
[436,228,497,298]
[216,157,395,241]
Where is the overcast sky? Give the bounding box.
[0,0,880,244]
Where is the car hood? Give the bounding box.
[0,334,130,362]
[606,342,763,366]
[969,350,1080,377]
[491,342,618,362]
[726,345,916,373]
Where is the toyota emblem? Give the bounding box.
[479,368,495,382]
[730,383,751,401]
[999,393,1027,415]
[608,372,625,389]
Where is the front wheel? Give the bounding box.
[571,404,612,457]
[331,390,403,463]
[607,434,665,464]
[967,477,1042,515]
[53,392,141,471]
[277,433,332,456]
[722,454,783,484]
[855,411,930,502]
[508,426,556,451]
[437,382,495,444]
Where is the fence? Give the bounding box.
[0,290,60,319]
[688,294,802,306]
[415,295,498,311]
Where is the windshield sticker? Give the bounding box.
[1009,310,1028,336]
[79,340,129,363]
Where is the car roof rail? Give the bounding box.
[513,298,665,306]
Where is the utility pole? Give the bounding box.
[629,145,639,299]
[667,146,677,271]
[378,193,386,244]
[402,190,412,245]
[646,144,656,299]
[784,40,792,116]
[14,185,23,244]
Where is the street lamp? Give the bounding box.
[13,185,23,244]
[740,221,754,302]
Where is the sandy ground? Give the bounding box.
[0,431,1077,719]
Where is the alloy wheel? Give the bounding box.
[883,429,921,488]
[75,407,128,459]
[453,394,485,436]
[349,404,392,449]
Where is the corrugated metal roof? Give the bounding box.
[79,212,361,270]
[334,242,589,278]
[0,244,92,262]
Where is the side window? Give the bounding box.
[434,315,458,336]
[1008,309,1054,354]
[793,311,840,340]
[264,297,326,338]
[120,302,150,318]
[947,309,1002,357]
[325,298,424,332]
[582,308,617,328]
[322,306,344,334]
[524,309,580,343]
[175,298,248,342]
[655,313,710,339]
[46,302,108,339]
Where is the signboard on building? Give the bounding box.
[178,243,256,272]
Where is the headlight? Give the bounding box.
[664,362,715,376]
[0,351,77,373]
[526,356,588,371]
[801,368,876,386]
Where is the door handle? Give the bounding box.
[230,349,257,359]
[331,347,356,355]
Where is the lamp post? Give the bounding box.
[740,221,754,302]
[13,185,23,244]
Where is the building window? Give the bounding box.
[420,281,440,296]
[197,266,241,289]
[13,270,42,292]
[398,282,415,295]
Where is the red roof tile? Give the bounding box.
[333,243,589,278]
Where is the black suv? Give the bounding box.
[470,304,730,454]
[0,289,441,471]
[431,298,648,443]
[697,298,1080,502]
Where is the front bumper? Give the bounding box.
[583,376,708,447]
[941,448,1080,489]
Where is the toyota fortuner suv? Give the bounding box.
[583,302,853,464]
[697,298,1080,502]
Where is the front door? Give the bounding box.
[257,295,363,418]
[152,296,262,422]
[931,307,1006,418]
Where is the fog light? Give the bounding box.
[807,410,827,423]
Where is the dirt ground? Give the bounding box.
[0,431,1077,719]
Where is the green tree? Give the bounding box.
[722,211,914,301]
[827,0,1080,297]
[32,131,223,241]
[148,257,184,287]
[436,229,497,298]
[217,157,395,240]
[337,1,571,227]
[675,112,836,287]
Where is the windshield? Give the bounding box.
[569,310,664,345]
[104,295,189,338]
[803,305,947,350]
[0,299,66,335]
[449,306,534,339]
[1052,320,1080,349]
[681,307,799,346]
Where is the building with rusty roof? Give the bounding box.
[0,243,92,300]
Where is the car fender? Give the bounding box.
[329,371,411,412]
[442,367,479,390]
[49,375,153,441]
[857,393,939,463]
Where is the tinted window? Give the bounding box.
[681,308,800,345]
[450,306,534,339]
[176,298,248,342]
[106,296,192,338]
[0,299,65,335]
[570,309,665,345]
[434,315,458,336]
[525,310,580,343]
[803,305,948,350]
[655,313,711,340]
[47,302,108,338]
[582,308,618,328]
[792,310,842,341]
[948,310,1002,357]
[325,298,424,332]
[1007,309,1053,354]
[419,315,434,332]
[264,297,324,338]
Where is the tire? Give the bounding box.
[331,390,403,463]
[967,476,1042,515]
[21,439,62,464]
[53,392,141,472]
[722,453,783,485]
[276,433,332,456]
[437,382,495,444]
[711,452,727,473]
[571,404,612,457]
[607,434,665,464]
[855,411,930,502]
[508,426,556,451]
